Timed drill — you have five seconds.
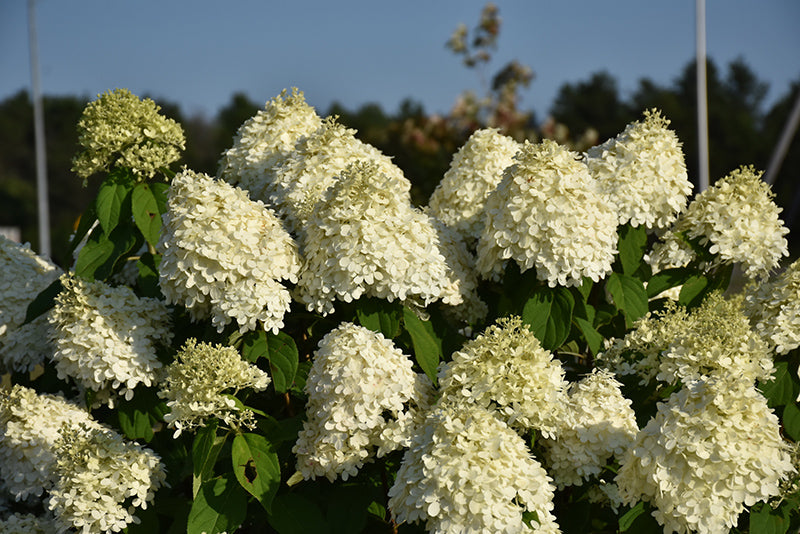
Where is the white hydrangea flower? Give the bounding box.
[427,128,520,242]
[159,339,272,437]
[616,378,794,534]
[217,88,322,202]
[476,139,618,287]
[48,423,166,534]
[293,323,433,482]
[644,229,697,278]
[669,165,789,278]
[0,236,61,373]
[438,316,568,437]
[158,168,301,333]
[542,369,638,489]
[295,162,454,315]
[48,274,172,404]
[586,109,692,230]
[388,401,560,534]
[743,258,800,355]
[0,385,99,500]
[270,117,412,235]
[0,512,58,534]
[656,292,773,385]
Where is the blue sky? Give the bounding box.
[1,0,799,121]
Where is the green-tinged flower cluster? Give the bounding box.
[438,315,568,436]
[476,139,618,286]
[293,323,434,482]
[0,236,61,373]
[743,258,800,355]
[72,88,185,182]
[48,274,173,405]
[158,339,272,437]
[586,109,692,230]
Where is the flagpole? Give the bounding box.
[696,0,710,192]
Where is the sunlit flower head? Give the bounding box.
[438,316,568,437]
[217,88,322,202]
[476,139,618,287]
[0,236,61,373]
[388,401,560,534]
[159,338,271,437]
[586,109,692,229]
[48,274,172,405]
[427,128,520,243]
[158,169,301,333]
[616,378,794,534]
[743,258,800,355]
[72,88,185,183]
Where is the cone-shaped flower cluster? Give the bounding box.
[0,236,61,373]
[48,274,172,404]
[743,258,800,355]
[476,139,618,287]
[158,169,301,333]
[159,339,272,437]
[293,323,433,482]
[427,128,520,243]
[586,109,691,230]
[71,88,184,182]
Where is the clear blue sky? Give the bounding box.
[1,0,799,121]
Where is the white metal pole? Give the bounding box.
[28,0,51,257]
[764,90,800,186]
[696,0,710,192]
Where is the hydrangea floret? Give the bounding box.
[388,401,560,534]
[158,168,301,333]
[476,139,618,287]
[48,274,172,404]
[217,87,322,202]
[616,378,794,534]
[438,316,568,437]
[585,109,692,230]
[0,236,61,373]
[427,128,520,243]
[293,323,433,482]
[48,423,167,534]
[743,258,800,355]
[71,88,185,183]
[542,369,638,489]
[158,338,272,437]
[0,512,58,534]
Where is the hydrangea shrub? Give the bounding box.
[2,89,799,534]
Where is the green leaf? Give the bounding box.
[403,307,442,384]
[678,275,709,308]
[68,201,98,255]
[24,277,63,324]
[132,183,162,246]
[231,432,280,513]
[268,493,330,534]
[96,168,134,235]
[521,286,574,351]
[150,182,169,214]
[618,224,648,276]
[619,501,646,532]
[74,222,139,281]
[116,388,165,442]
[646,267,693,298]
[783,403,800,441]
[618,501,661,533]
[187,474,247,534]
[749,501,789,534]
[136,252,163,298]
[760,362,797,408]
[606,273,648,328]
[574,316,603,355]
[241,331,299,393]
[192,422,227,498]
[355,297,402,339]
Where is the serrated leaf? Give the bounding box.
[678,275,709,308]
[242,331,298,393]
[606,273,648,328]
[646,267,693,298]
[132,183,162,246]
[618,224,648,275]
[760,362,797,408]
[355,297,402,338]
[24,277,63,324]
[116,388,165,442]
[231,433,280,513]
[268,493,330,534]
[403,307,442,384]
[96,169,134,235]
[187,474,247,534]
[783,403,800,441]
[192,422,227,498]
[749,501,789,534]
[521,286,574,351]
[574,316,603,355]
